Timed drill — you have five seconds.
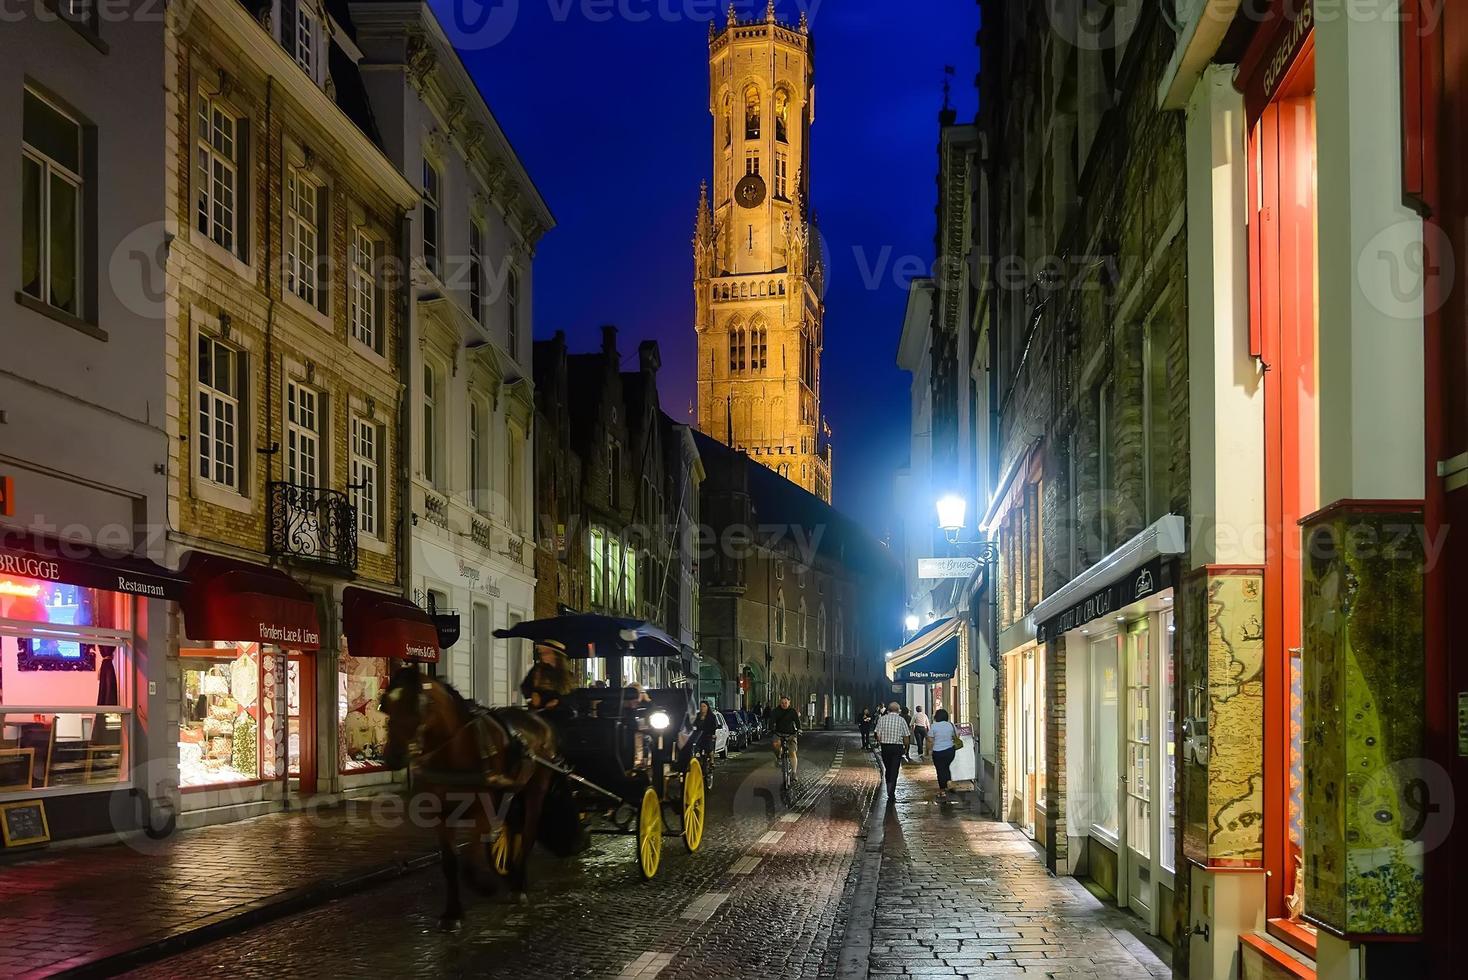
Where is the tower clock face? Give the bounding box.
[735,173,767,209]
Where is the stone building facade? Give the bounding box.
[976,0,1189,944]
[533,328,701,690]
[695,431,895,718]
[353,1,551,709]
[693,4,831,503]
[161,0,420,820]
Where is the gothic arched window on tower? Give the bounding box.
[775,88,790,143]
[729,326,740,372]
[758,328,768,370]
[745,84,761,140]
[723,93,732,147]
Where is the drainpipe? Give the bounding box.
[395,208,413,597]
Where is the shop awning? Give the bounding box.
[179,552,321,649]
[887,617,962,683]
[342,586,439,663]
[1030,514,1185,643]
[0,526,187,600]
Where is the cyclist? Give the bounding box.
[767,694,803,781]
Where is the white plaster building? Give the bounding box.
[353,2,552,706]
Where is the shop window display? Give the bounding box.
[338,650,390,773]
[1,577,132,794]
[178,643,263,788]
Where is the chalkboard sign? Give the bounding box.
[0,799,50,848]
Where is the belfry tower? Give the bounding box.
[694,2,831,502]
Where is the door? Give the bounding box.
[286,652,316,794]
[1124,618,1153,922]
[472,603,492,705]
[1021,650,1036,836]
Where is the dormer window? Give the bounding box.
[280,0,318,80]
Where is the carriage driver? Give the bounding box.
[768,695,803,780]
[521,639,575,712]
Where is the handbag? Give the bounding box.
[950,724,964,750]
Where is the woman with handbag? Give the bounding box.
[927,708,960,799]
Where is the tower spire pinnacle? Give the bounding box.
[766,0,776,23]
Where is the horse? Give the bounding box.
[380,666,578,930]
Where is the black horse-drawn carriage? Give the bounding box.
[492,615,706,879]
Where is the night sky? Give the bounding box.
[446,0,978,534]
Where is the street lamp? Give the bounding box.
[936,494,967,543]
[904,613,921,633]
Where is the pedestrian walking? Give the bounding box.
[899,705,913,761]
[911,705,930,760]
[858,707,874,749]
[927,708,959,799]
[874,702,911,797]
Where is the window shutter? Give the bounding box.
[279,0,298,51]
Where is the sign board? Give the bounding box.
[0,799,50,848]
[1035,557,1172,643]
[917,556,979,580]
[949,742,976,785]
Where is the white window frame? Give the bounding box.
[422,361,441,485]
[197,334,242,491]
[469,400,484,512]
[422,157,441,276]
[469,218,485,324]
[350,227,380,353]
[21,88,83,317]
[291,3,318,79]
[195,93,241,257]
[286,167,323,309]
[286,378,322,488]
[506,265,520,358]
[350,416,381,538]
[775,151,788,199]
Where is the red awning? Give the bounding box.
[342,586,439,663]
[180,553,321,650]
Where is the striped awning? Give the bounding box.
[886,617,962,682]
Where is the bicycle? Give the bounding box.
[774,732,800,802]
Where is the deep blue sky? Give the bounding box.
[447,0,978,534]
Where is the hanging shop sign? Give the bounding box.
[1035,557,1172,643]
[433,613,461,651]
[917,556,980,580]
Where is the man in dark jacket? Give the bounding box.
[767,695,803,780]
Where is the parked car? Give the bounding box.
[721,709,750,751]
[738,710,761,741]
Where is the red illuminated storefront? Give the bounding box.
[0,530,185,840]
[338,586,438,777]
[176,553,322,797]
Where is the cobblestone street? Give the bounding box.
[0,732,1178,979]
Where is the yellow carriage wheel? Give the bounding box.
[637,786,663,879]
[490,827,518,877]
[683,759,706,854]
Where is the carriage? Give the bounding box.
[491,614,707,879]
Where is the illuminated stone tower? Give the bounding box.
[694,2,831,503]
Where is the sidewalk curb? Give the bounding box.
[835,750,889,980]
[29,850,441,979]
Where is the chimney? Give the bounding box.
[601,324,618,357]
[639,340,662,375]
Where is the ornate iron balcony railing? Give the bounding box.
[267,482,358,573]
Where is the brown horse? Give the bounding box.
[381,666,577,930]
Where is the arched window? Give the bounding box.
[778,282,786,295]
[729,326,740,372]
[768,280,776,295]
[835,609,844,655]
[758,328,768,370]
[744,84,761,140]
[798,597,807,645]
[723,93,732,148]
[775,88,790,143]
[817,604,826,652]
[775,589,786,643]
